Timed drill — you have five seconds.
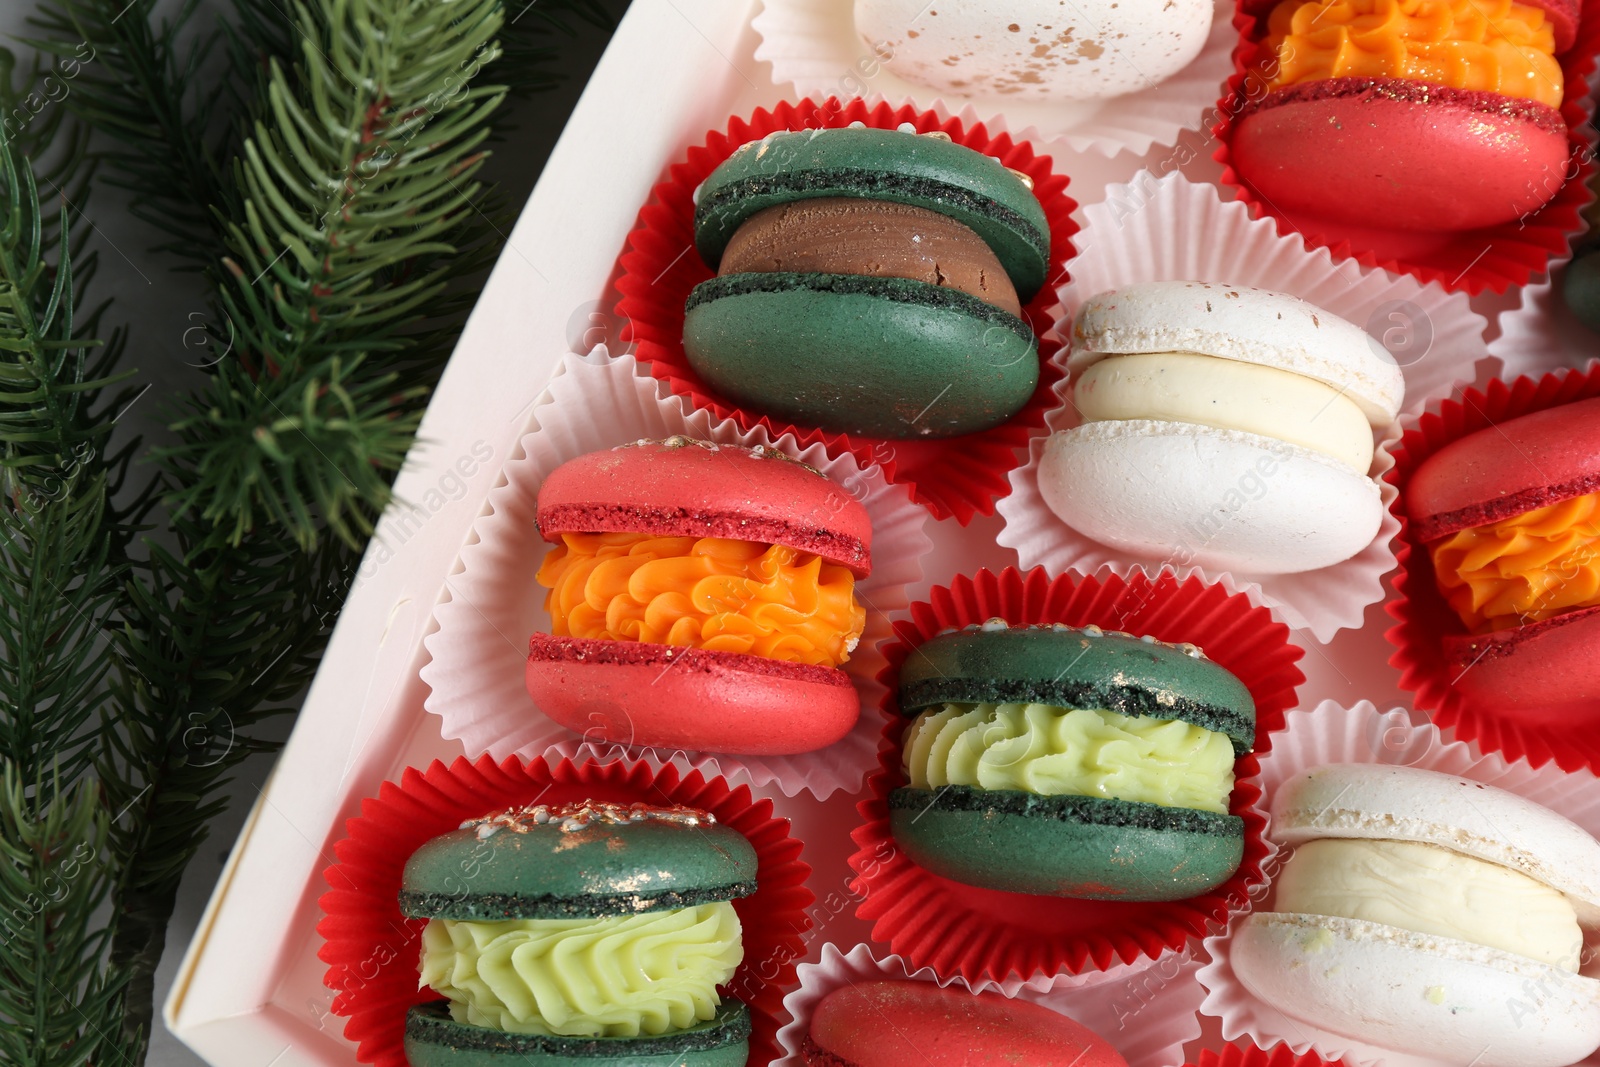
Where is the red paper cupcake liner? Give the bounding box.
[1384,362,1600,773]
[317,754,813,1067]
[1189,1043,1348,1067]
[614,97,1079,524]
[848,567,1305,984]
[1212,0,1600,295]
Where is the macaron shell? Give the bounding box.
[897,625,1256,754]
[852,0,1213,105]
[890,786,1244,901]
[1067,280,1403,424]
[400,797,759,921]
[693,126,1050,297]
[1407,396,1600,539]
[806,980,1128,1067]
[525,633,861,756]
[683,274,1039,439]
[1269,763,1600,921]
[1232,78,1571,236]
[1231,913,1600,1067]
[1038,421,1383,576]
[403,999,750,1067]
[1529,0,1581,52]
[535,438,872,575]
[1443,606,1600,723]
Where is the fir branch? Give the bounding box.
[0,768,129,1067]
[0,69,134,1067]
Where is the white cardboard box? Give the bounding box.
[162,1,1587,1063]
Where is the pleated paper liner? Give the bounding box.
[614,96,1079,524]
[1196,701,1600,1067]
[317,753,812,1067]
[1212,0,1600,295]
[1189,1044,1350,1067]
[418,349,931,800]
[847,566,1304,985]
[997,173,1491,641]
[750,0,1236,158]
[772,941,1205,1067]
[1383,362,1600,774]
[1491,276,1600,382]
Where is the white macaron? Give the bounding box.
[1231,764,1600,1067]
[852,0,1213,103]
[1038,281,1404,575]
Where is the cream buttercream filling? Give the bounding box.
[418,904,743,1037]
[902,701,1236,814]
[1272,838,1583,970]
[1073,352,1376,472]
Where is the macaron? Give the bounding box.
[890,621,1256,901]
[851,0,1214,102]
[1565,249,1600,333]
[802,980,1129,1066]
[1406,396,1600,717]
[1231,764,1600,1067]
[1039,281,1403,575]
[528,436,872,755]
[1232,0,1578,231]
[400,799,757,1067]
[685,124,1048,439]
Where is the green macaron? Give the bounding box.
[891,622,1256,901]
[684,126,1049,440]
[400,800,757,1067]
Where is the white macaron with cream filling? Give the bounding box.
[852,0,1214,103]
[1231,763,1600,1067]
[1038,281,1404,575]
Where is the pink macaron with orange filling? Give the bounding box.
[528,436,872,755]
[802,981,1128,1066]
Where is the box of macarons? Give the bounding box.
[165,2,1600,1066]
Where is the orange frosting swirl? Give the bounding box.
[537,532,866,668]
[1428,491,1600,634]
[1262,0,1564,108]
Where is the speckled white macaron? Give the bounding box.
[1038,281,1403,576]
[1230,765,1600,1067]
[852,0,1213,103]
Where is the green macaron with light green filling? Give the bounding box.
[891,622,1256,901]
[399,800,756,1067]
[685,125,1049,440]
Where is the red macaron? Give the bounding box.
[1231,0,1581,232]
[528,437,873,755]
[1407,396,1600,718]
[802,981,1128,1067]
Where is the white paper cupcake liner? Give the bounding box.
[418,348,931,800]
[751,0,1235,158]
[772,942,1203,1067]
[996,173,1492,642]
[1196,701,1600,1067]
[1490,275,1600,382]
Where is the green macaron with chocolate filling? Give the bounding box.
[890,622,1256,901]
[399,800,756,1067]
[685,124,1049,440]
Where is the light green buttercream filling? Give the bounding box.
[903,702,1236,813]
[418,903,743,1038]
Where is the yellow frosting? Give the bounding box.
[902,701,1236,814]
[418,903,743,1038]
[537,532,865,668]
[1273,838,1582,969]
[1263,0,1564,108]
[1428,491,1600,633]
[1074,352,1376,472]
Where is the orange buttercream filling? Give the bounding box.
[537,532,866,668]
[1262,0,1564,108]
[1428,492,1600,634]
